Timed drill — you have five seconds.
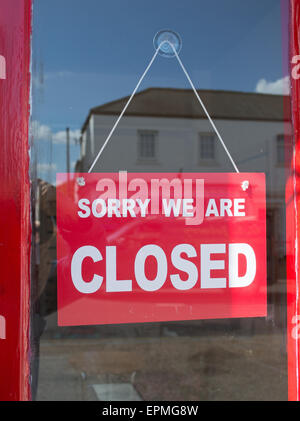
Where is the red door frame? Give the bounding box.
[0,0,300,401]
[287,0,300,402]
[0,0,32,401]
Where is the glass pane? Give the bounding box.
[30,0,290,401]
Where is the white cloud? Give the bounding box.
[37,162,57,172]
[32,70,74,89]
[255,76,290,95]
[31,120,80,145]
[31,121,52,139]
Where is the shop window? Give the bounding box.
[30,0,289,402]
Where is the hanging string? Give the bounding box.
[87,42,163,173]
[88,40,239,173]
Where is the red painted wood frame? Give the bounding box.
[0,0,32,400]
[0,0,300,401]
[287,0,300,402]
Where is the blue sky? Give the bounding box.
[31,0,286,183]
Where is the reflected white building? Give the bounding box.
[78,87,289,176]
[77,87,290,286]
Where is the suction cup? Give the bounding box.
[153,29,182,58]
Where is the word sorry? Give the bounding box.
[78,197,245,220]
[77,172,246,225]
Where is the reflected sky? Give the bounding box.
[31,0,285,183]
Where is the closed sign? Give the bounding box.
[57,172,266,326]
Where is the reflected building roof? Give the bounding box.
[82,87,289,133]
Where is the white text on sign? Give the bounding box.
[70,243,256,294]
[77,172,246,225]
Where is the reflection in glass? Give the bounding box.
[31,0,289,401]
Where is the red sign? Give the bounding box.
[57,172,266,326]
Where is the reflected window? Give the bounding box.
[138,130,158,161]
[199,133,215,161]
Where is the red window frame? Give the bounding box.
[287,0,300,402]
[0,0,32,400]
[0,0,300,401]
